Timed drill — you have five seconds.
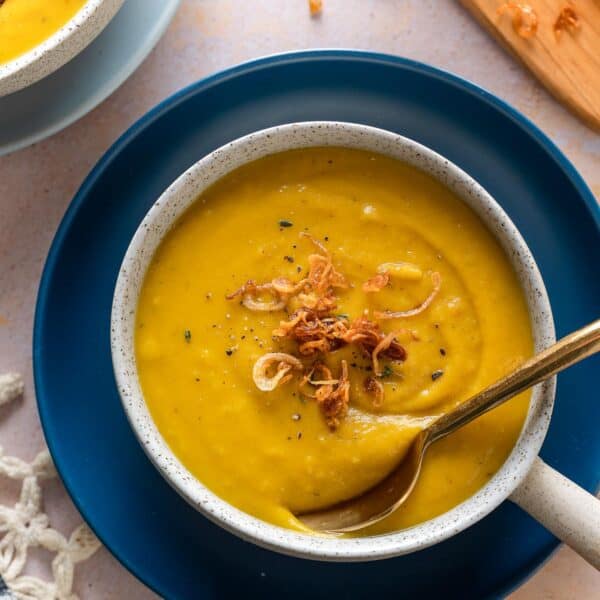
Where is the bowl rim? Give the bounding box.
[0,0,125,97]
[110,121,556,562]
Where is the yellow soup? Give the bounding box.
[0,0,87,65]
[136,148,533,535]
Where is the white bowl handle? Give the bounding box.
[510,456,600,569]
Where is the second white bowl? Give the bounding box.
[0,0,125,97]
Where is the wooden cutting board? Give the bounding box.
[459,0,600,131]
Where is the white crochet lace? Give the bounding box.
[0,373,100,600]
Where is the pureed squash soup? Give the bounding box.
[135,147,533,535]
[0,0,87,65]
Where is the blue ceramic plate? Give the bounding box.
[0,0,180,156]
[34,51,600,599]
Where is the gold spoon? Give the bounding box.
[298,319,600,533]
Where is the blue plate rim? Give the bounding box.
[33,49,600,598]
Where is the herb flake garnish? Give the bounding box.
[184,330,192,343]
[379,365,394,378]
[431,369,444,381]
[279,220,293,228]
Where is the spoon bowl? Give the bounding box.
[300,429,429,532]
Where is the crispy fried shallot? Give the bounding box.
[300,232,348,294]
[315,360,350,430]
[271,276,309,295]
[309,0,322,16]
[296,291,338,316]
[308,0,323,17]
[252,353,303,391]
[227,233,345,312]
[230,233,445,428]
[299,231,329,255]
[498,1,538,39]
[226,280,287,311]
[307,254,346,293]
[299,362,337,399]
[372,330,403,376]
[364,262,424,292]
[363,271,390,292]
[242,296,286,312]
[274,309,347,355]
[375,272,441,320]
[364,376,385,408]
[274,310,406,373]
[554,4,579,39]
[298,361,349,429]
[342,314,407,369]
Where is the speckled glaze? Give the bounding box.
[0,0,125,98]
[111,122,556,562]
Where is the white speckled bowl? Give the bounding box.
[111,122,600,564]
[0,0,125,97]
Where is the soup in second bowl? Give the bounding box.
[135,147,533,535]
[0,0,87,65]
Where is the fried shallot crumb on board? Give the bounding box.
[554,4,580,40]
[309,0,322,17]
[497,1,538,39]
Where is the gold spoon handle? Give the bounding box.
[427,319,600,443]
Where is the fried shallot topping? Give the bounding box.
[316,360,350,430]
[372,330,404,376]
[226,279,290,311]
[227,232,345,313]
[364,376,385,408]
[340,314,407,368]
[297,291,338,316]
[554,4,580,39]
[363,271,390,292]
[232,232,444,428]
[498,1,538,39]
[375,272,441,320]
[301,232,348,294]
[363,262,424,292]
[273,309,348,355]
[299,362,338,398]
[274,310,406,374]
[297,361,349,429]
[252,353,303,391]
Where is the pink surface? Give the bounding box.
[0,0,598,597]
